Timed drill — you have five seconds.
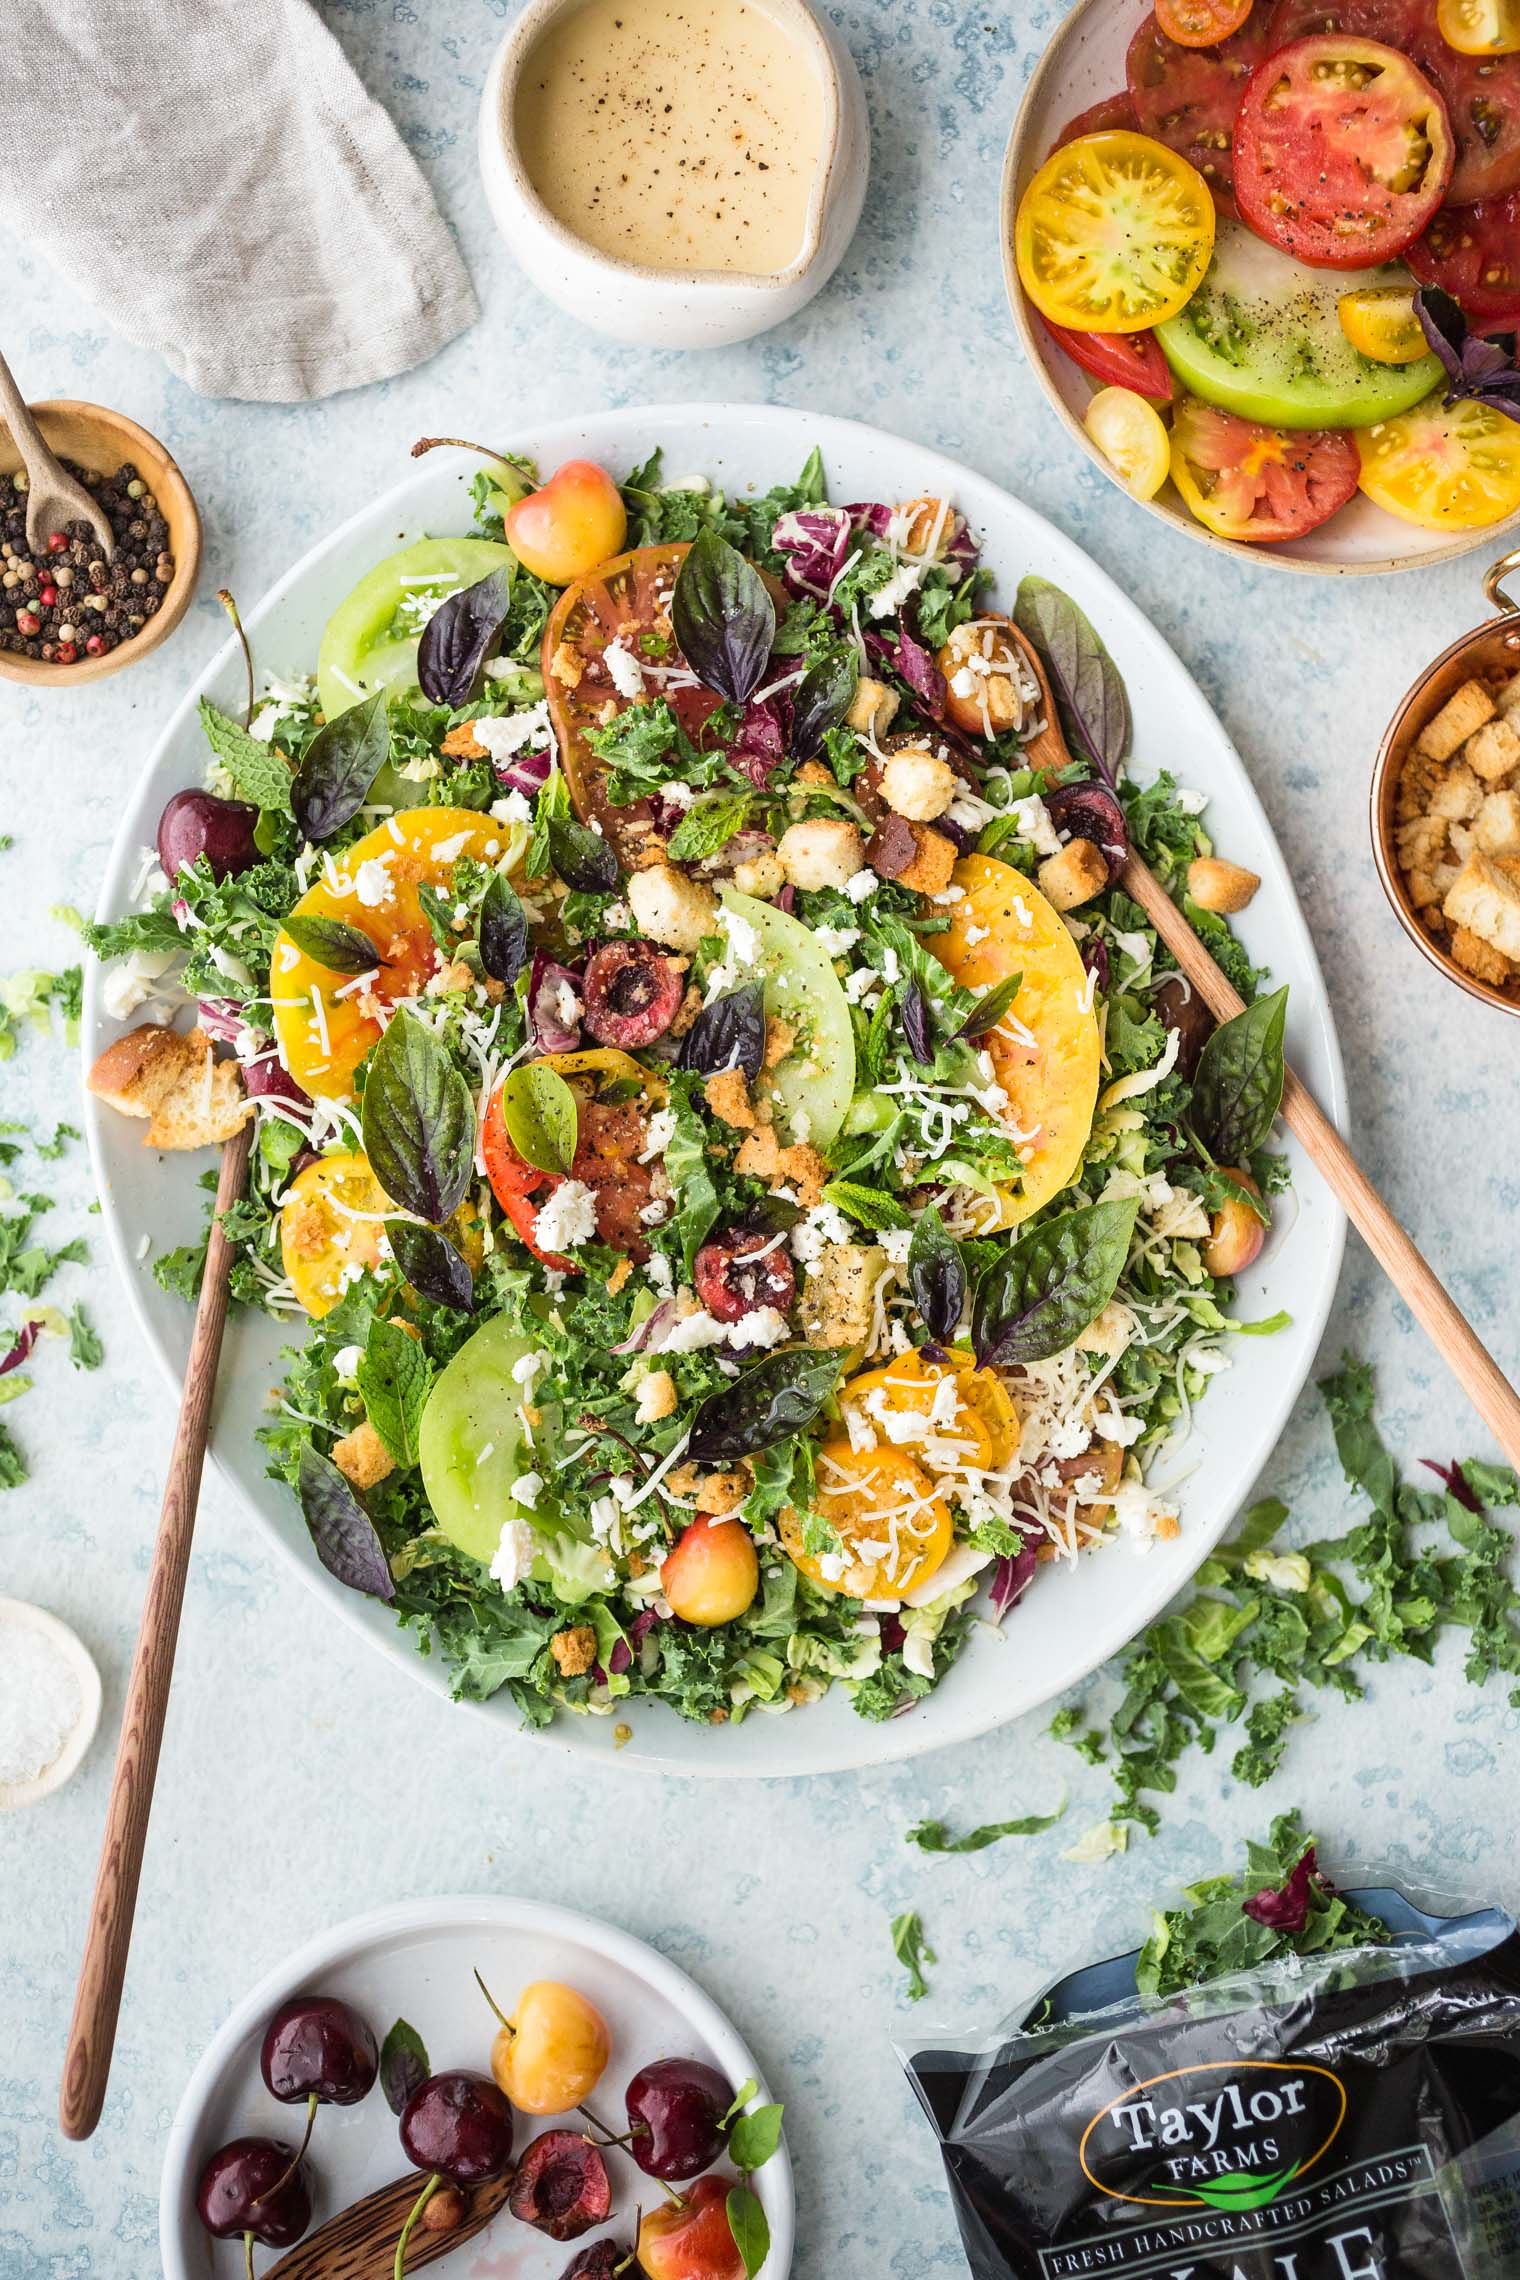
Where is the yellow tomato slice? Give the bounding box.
[271,808,508,1100]
[840,1348,1020,1473]
[1356,393,1520,531]
[280,1151,389,1318]
[782,1445,953,1601]
[1083,386,1172,499]
[932,854,1101,1226]
[1437,0,1520,53]
[1015,130,1216,334]
[1336,287,1428,365]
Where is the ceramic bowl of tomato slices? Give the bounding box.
[1003,0,1520,572]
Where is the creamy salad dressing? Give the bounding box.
[514,0,826,275]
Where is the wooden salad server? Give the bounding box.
[264,2168,515,2277]
[59,1119,254,2141]
[0,344,115,561]
[1008,626,1520,1472]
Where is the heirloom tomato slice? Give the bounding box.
[1170,395,1362,538]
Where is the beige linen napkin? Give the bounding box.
[7,0,478,401]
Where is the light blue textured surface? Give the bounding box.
[2,3,1518,2272]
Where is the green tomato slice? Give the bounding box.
[317,536,513,722]
[720,887,856,1150]
[1156,225,1443,433]
[418,1314,535,1565]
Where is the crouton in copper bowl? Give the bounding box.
[1373,550,1520,1017]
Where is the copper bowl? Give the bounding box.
[1371,547,1520,1017]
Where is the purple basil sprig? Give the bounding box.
[1415,287,1520,425]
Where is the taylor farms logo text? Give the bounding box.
[1079,2062,1349,2211]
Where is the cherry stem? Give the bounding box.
[268,2092,317,2197]
[243,2231,255,2280]
[473,1966,513,2037]
[411,436,505,465]
[576,2100,632,2147]
[394,2172,442,2280]
[216,588,254,726]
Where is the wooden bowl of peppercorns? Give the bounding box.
[0,400,200,688]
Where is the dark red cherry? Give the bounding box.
[582,939,684,1048]
[195,2135,312,2247]
[508,2130,611,2240]
[624,2057,732,2180]
[157,788,262,882]
[400,2070,516,2184]
[560,2242,629,2279]
[693,1230,795,1325]
[260,1994,378,2106]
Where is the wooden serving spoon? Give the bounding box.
[0,346,116,561]
[59,1118,254,2141]
[1006,624,1520,1470]
[265,2169,514,2278]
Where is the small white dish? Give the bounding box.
[478,0,870,348]
[0,1596,102,1808]
[159,1893,794,2278]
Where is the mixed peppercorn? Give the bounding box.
[0,460,174,665]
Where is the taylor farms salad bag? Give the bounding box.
[901,1819,1520,2279]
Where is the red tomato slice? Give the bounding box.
[1041,319,1176,400]
[483,1083,656,1268]
[1053,90,1142,148]
[1234,35,1455,266]
[1126,7,1274,215]
[1170,395,1362,539]
[1407,188,1520,316]
[1157,0,1257,43]
[1267,0,1520,201]
[497,1186,576,1273]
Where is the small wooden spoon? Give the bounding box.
[265,2169,514,2278]
[0,346,116,561]
[1006,625,1520,1469]
[60,1118,254,2140]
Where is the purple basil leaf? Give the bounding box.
[1081,934,1111,996]
[900,979,934,1065]
[478,869,528,985]
[907,1207,966,1344]
[954,971,1023,1043]
[1013,576,1130,785]
[671,530,776,705]
[548,817,619,894]
[291,689,390,842]
[1415,286,1520,426]
[417,566,514,707]
[386,1218,475,1312]
[297,1445,395,1602]
[1044,781,1129,884]
[680,982,767,1083]
[791,644,859,762]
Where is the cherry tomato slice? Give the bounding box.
[1157,0,1256,44]
[1267,0,1520,202]
[1126,7,1274,216]
[1235,35,1455,267]
[1407,188,1520,316]
[1040,318,1176,398]
[1170,394,1362,539]
[1438,0,1520,51]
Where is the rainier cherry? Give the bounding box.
[478,1971,611,2114]
[505,461,627,585]
[637,2174,745,2280]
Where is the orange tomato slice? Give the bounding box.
[840,1348,1020,1473]
[279,1151,389,1318]
[782,1445,953,1601]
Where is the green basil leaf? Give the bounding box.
[688,1347,841,1464]
[972,1196,1139,1368]
[791,642,859,762]
[355,1316,433,1470]
[417,565,515,708]
[297,1445,394,1601]
[907,1797,1065,1852]
[499,1062,578,1179]
[672,530,776,706]
[478,869,528,985]
[379,2017,430,2116]
[954,971,1023,1042]
[197,698,293,812]
[666,1076,720,1275]
[821,1180,911,1233]
[726,2184,771,2280]
[386,1218,475,1312]
[667,790,752,863]
[1190,985,1288,1165]
[1013,575,1130,784]
[292,690,390,842]
[908,1206,966,1344]
[548,816,619,894]
[727,2101,785,2174]
[360,1006,475,1224]
[281,913,379,975]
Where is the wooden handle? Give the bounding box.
[1122,856,1520,1468]
[265,2169,514,2277]
[59,1120,254,2141]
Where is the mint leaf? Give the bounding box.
[198,698,292,811]
[355,1318,432,1470]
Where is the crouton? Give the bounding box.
[1396,750,1442,821]
[1188,856,1260,914]
[1466,717,1520,787]
[763,1017,796,1069]
[550,1625,598,1677]
[732,851,785,900]
[880,746,958,823]
[426,957,476,996]
[776,818,866,893]
[705,1068,756,1131]
[627,863,719,952]
[670,983,703,1038]
[1406,866,1444,910]
[694,1468,751,1515]
[634,1369,678,1425]
[1416,678,1495,762]
[607,1257,632,1296]
[1396,813,1447,869]
[332,1419,394,1491]
[88,1024,253,1152]
[1427,761,1485,821]
[1475,788,1520,854]
[733,1126,828,1206]
[800,1244,885,1349]
[1038,837,1109,913]
[1443,850,1520,961]
[793,761,834,788]
[440,723,489,761]
[548,640,584,690]
[782,1142,829,1208]
[1450,925,1515,988]
[867,813,958,897]
[846,676,899,737]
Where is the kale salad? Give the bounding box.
[87,440,1291,1735]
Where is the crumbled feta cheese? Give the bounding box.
[639,1107,676,1162]
[644,1251,674,1296]
[490,1516,537,1592]
[876,1227,914,1266]
[511,1349,548,1392]
[812,924,860,959]
[789,1202,854,1268]
[844,868,880,905]
[602,639,646,699]
[102,950,179,1021]
[533,1180,599,1253]
[432,830,475,865]
[473,705,553,762]
[1111,1477,1178,1549]
[353,856,395,909]
[1010,795,1062,858]
[732,1306,789,1349]
[490,792,533,826]
[553,979,583,1029]
[513,1471,544,1509]
[332,1345,363,1385]
[866,562,926,619]
[1047,1412,1094,1462]
[653,1308,730,1353]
